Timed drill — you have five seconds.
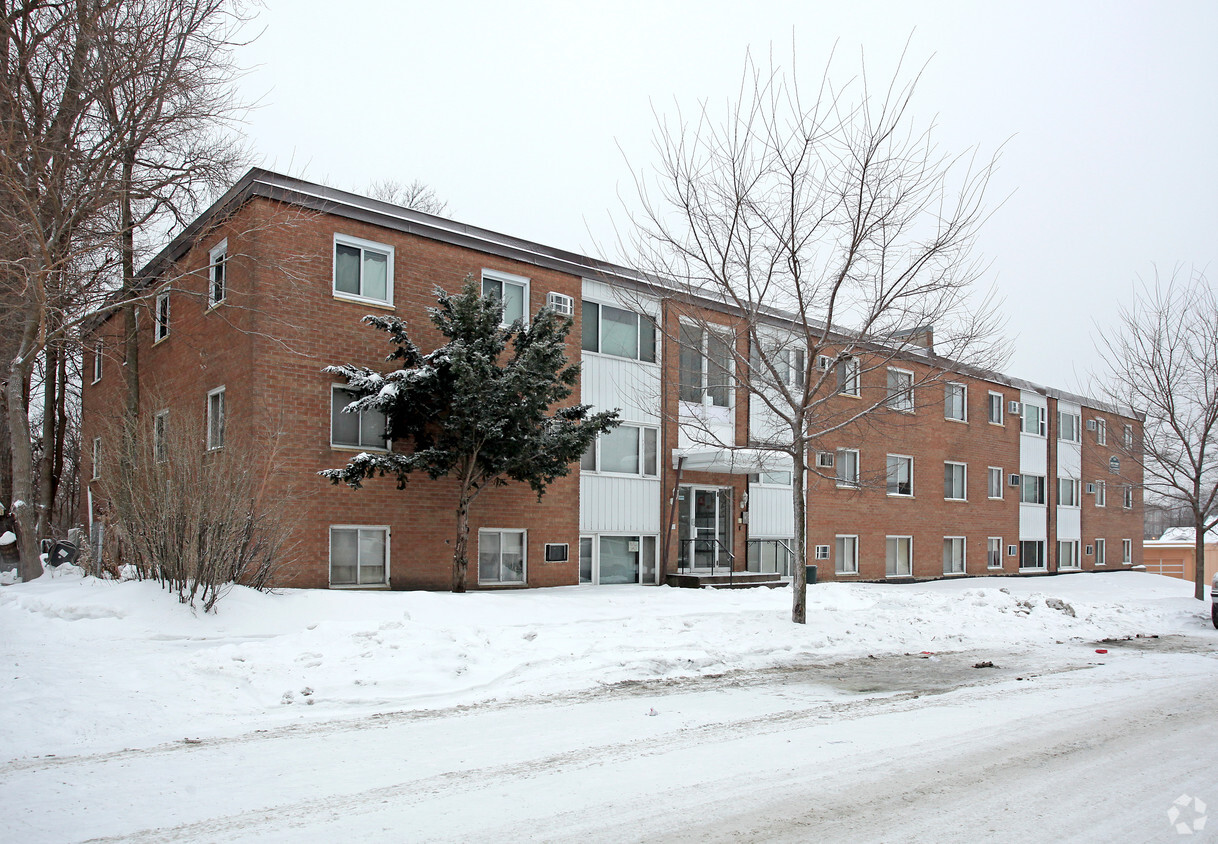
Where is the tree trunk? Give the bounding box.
[36,338,58,538]
[1194,509,1206,602]
[121,156,140,426]
[790,444,808,624]
[452,493,470,593]
[7,344,41,581]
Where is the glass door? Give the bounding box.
[678,486,732,571]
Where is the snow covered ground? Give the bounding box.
[2,569,1215,842]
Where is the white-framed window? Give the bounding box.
[945,382,967,421]
[886,368,914,413]
[1122,538,1132,564]
[1095,418,1107,445]
[154,288,170,342]
[91,436,101,481]
[1095,538,1106,566]
[835,535,859,575]
[1021,403,1046,436]
[330,385,389,450]
[1057,411,1081,443]
[886,535,912,577]
[887,454,913,497]
[581,424,658,477]
[679,323,733,407]
[987,537,1003,569]
[1057,539,1080,570]
[329,526,389,587]
[987,466,1004,499]
[1020,473,1045,505]
[1020,539,1046,570]
[836,357,860,396]
[1123,484,1133,509]
[1058,477,1080,508]
[91,339,103,384]
[479,528,526,584]
[944,461,967,501]
[153,409,169,464]
[815,545,830,560]
[581,300,657,363]
[987,391,1004,425]
[206,386,225,451]
[748,470,792,486]
[836,448,860,488]
[1095,480,1106,507]
[1123,424,1134,449]
[208,238,227,307]
[334,233,394,305]
[943,536,966,574]
[482,268,528,325]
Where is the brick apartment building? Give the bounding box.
[79,169,1145,589]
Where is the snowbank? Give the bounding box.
[0,569,1208,760]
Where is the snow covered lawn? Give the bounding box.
[0,568,1209,762]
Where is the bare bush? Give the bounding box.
[97,404,294,611]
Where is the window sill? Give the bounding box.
[945,497,967,503]
[478,582,528,589]
[153,335,169,346]
[206,300,226,313]
[329,583,390,590]
[330,443,391,453]
[835,483,860,490]
[90,377,101,386]
[835,570,859,576]
[1058,566,1081,572]
[1018,567,1048,573]
[945,417,968,425]
[587,470,660,480]
[986,566,1004,571]
[943,571,966,577]
[987,496,1004,501]
[333,292,395,310]
[988,420,1005,427]
[581,349,660,367]
[887,493,914,499]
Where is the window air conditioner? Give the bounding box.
[1008,401,1022,414]
[815,545,830,560]
[816,355,833,371]
[816,451,835,468]
[1085,482,1096,494]
[546,292,574,316]
[1085,419,1097,431]
[1008,473,1021,487]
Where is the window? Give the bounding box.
[91,437,101,481]
[1095,480,1106,507]
[206,387,225,450]
[988,467,1004,499]
[887,455,913,497]
[988,392,1004,424]
[943,537,966,574]
[1095,538,1106,566]
[208,239,227,307]
[1095,418,1107,445]
[154,288,170,342]
[748,470,792,486]
[836,357,860,396]
[1019,540,1046,570]
[1123,424,1134,449]
[1021,403,1046,436]
[581,300,656,362]
[1121,538,1131,564]
[153,410,169,464]
[945,383,967,421]
[334,234,393,304]
[1058,477,1080,507]
[679,324,732,407]
[329,526,388,587]
[91,339,102,384]
[836,449,859,488]
[1020,473,1045,504]
[886,536,912,577]
[835,535,859,575]
[482,269,528,325]
[987,537,1003,569]
[1057,411,1080,443]
[1057,540,1080,570]
[582,424,658,477]
[746,539,793,577]
[886,368,913,412]
[331,386,389,450]
[1123,484,1133,509]
[479,529,526,584]
[944,462,967,500]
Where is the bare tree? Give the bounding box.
[625,48,1003,623]
[1095,269,1217,601]
[367,178,450,216]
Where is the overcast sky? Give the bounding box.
[236,0,1217,393]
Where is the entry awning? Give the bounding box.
[671,447,793,475]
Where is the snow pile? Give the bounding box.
[0,569,1208,760]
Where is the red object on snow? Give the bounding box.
[1095,648,1108,654]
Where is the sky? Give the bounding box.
[235,1,1217,394]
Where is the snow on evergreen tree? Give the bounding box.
[321,275,619,592]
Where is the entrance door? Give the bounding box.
[678,486,732,571]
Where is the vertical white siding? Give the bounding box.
[1056,400,1082,540]
[581,354,661,424]
[749,484,794,537]
[1020,390,1048,540]
[579,475,662,533]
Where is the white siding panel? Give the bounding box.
[1020,503,1047,540]
[678,404,735,449]
[1057,507,1081,540]
[749,485,794,537]
[581,354,661,424]
[1057,400,1082,477]
[1019,391,1048,476]
[579,475,661,533]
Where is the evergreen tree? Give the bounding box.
[322,276,619,591]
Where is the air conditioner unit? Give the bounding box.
[1008,401,1022,414]
[546,292,574,316]
[1085,482,1096,494]
[816,451,835,468]
[1085,544,1094,556]
[1085,419,1097,431]
[1007,545,1017,557]
[1008,473,1021,487]
[816,355,833,371]
[815,545,830,560]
